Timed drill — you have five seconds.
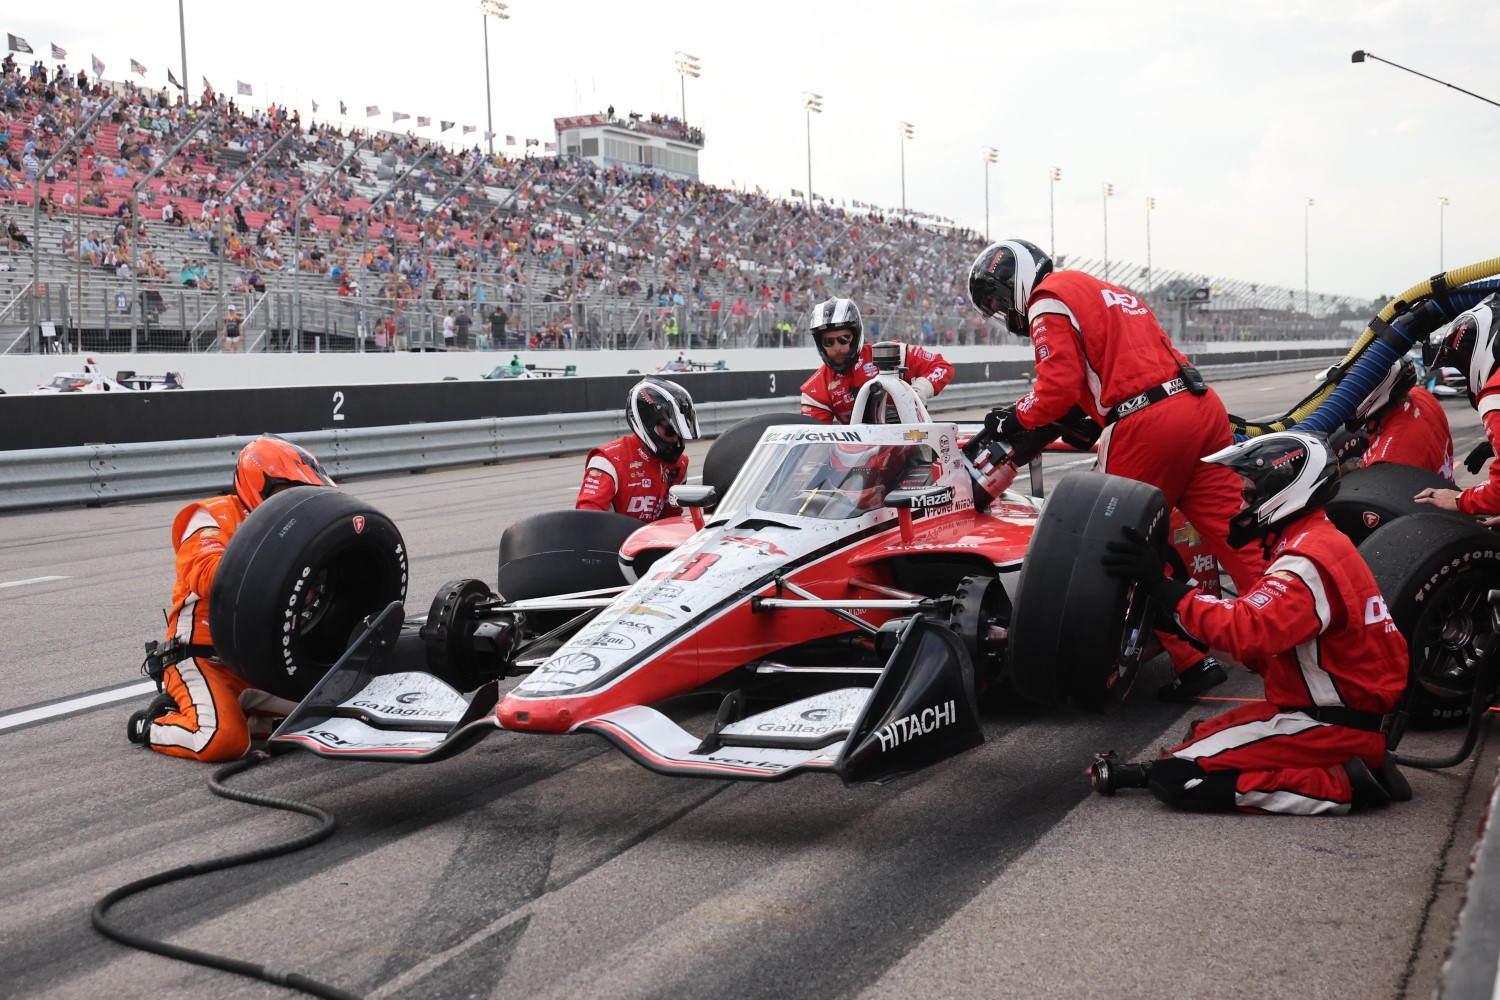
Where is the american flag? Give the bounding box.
[462,125,475,134]
[544,141,556,153]
[366,105,381,118]
[51,43,66,60]
[417,116,430,128]
[505,135,516,146]
[131,59,147,77]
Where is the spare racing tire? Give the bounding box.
[209,487,409,701]
[1325,463,1466,546]
[1358,513,1500,728]
[701,412,822,503]
[1008,471,1168,713]
[496,509,641,601]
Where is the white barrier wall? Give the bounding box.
[0,341,1348,395]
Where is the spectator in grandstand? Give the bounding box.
[577,377,699,523]
[800,297,952,424]
[180,259,198,288]
[968,238,1265,702]
[454,307,473,350]
[1090,431,1410,814]
[221,305,244,353]
[441,308,456,350]
[2,215,27,250]
[127,437,333,762]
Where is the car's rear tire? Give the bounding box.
[496,509,641,601]
[701,412,822,502]
[209,488,409,701]
[1008,471,1168,712]
[1325,463,1465,546]
[1358,514,1500,728]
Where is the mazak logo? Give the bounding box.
[1362,511,1381,529]
[352,515,366,534]
[1101,289,1147,315]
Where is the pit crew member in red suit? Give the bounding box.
[799,297,953,424]
[127,436,335,762]
[1344,357,1454,481]
[1093,431,1411,814]
[576,376,699,523]
[968,239,1266,701]
[1417,294,1500,516]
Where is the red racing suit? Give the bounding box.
[1153,509,1408,815]
[149,495,295,762]
[576,434,689,522]
[1015,270,1266,669]
[799,343,953,424]
[1456,369,1500,515]
[1358,386,1454,481]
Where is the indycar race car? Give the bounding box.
[202,349,1216,784]
[34,357,184,393]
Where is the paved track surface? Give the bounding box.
[2,370,1495,1000]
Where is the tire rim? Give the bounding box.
[1412,576,1490,699]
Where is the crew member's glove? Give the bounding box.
[983,404,1025,440]
[1466,440,1495,475]
[910,376,936,402]
[1101,526,1192,609]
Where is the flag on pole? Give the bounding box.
[51,43,66,60]
[417,116,430,128]
[484,130,494,141]
[92,54,105,75]
[366,105,380,118]
[7,34,33,54]
[524,138,539,147]
[236,80,252,96]
[130,59,147,76]
[339,101,347,115]
[462,125,476,134]
[309,99,318,113]
[505,135,516,146]
[167,68,182,89]
[392,111,410,123]
[440,120,454,132]
[202,75,213,93]
[544,141,556,152]
[791,189,804,198]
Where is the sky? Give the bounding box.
[9,0,1500,302]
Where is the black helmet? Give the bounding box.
[626,376,699,463]
[1352,356,1417,423]
[1430,292,1500,399]
[1203,431,1339,548]
[967,239,1053,336]
[808,297,863,374]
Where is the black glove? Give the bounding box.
[1100,526,1191,609]
[1467,440,1494,475]
[983,404,1025,440]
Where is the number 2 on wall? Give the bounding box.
[332,391,346,422]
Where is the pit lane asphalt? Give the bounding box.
[1,370,1494,1000]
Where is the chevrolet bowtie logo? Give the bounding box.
[903,429,928,441]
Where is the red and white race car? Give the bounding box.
[33,358,184,393]
[207,358,1216,784]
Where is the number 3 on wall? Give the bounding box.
[332,391,346,422]
[768,373,776,394]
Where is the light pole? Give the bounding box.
[1048,166,1061,257]
[898,121,914,213]
[1145,196,1155,294]
[981,146,998,241]
[1439,195,1449,270]
[803,92,822,210]
[675,52,701,122]
[1304,197,1314,316]
[1352,50,1500,108]
[177,0,189,106]
[481,0,509,158]
[1102,182,1113,283]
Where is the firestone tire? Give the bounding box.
[1358,513,1500,728]
[1008,471,1169,713]
[1325,463,1466,546]
[496,509,642,601]
[701,412,823,503]
[209,487,409,701]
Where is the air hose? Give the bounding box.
[1231,257,1500,438]
[92,752,361,1000]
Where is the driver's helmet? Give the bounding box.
[809,297,863,374]
[1430,292,1500,399]
[967,239,1053,337]
[233,435,334,511]
[1203,430,1339,548]
[1319,357,1418,424]
[627,375,699,464]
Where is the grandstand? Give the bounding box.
[0,54,1366,358]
